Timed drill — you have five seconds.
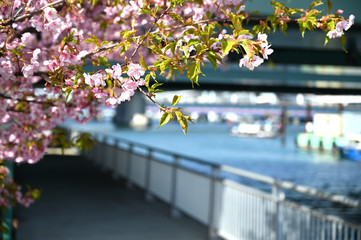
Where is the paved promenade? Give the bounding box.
[14,155,207,240]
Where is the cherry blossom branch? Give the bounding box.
[129,5,172,61]
[1,0,66,26]
[0,92,59,106]
[137,86,167,112]
[82,42,120,60]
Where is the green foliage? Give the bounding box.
[158,112,173,128]
[50,129,94,154]
[309,1,324,10]
[74,133,95,153]
[187,60,202,86]
[96,56,110,68]
[139,53,148,71]
[172,95,182,106]
[83,34,100,48]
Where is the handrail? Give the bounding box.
[68,127,361,211]
[92,132,220,168]
[221,165,361,209]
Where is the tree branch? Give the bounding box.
[82,42,120,60]
[0,92,59,106]
[137,86,167,112]
[1,0,66,26]
[129,4,172,61]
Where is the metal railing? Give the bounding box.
[79,131,361,240]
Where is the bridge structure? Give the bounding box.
[156,63,361,95]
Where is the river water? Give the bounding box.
[68,119,361,199]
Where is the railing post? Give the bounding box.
[145,148,154,202]
[102,136,108,172]
[112,139,119,180]
[272,183,285,240]
[126,143,133,188]
[96,135,102,166]
[170,156,181,218]
[208,166,219,240]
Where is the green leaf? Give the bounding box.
[65,89,72,101]
[175,111,188,135]
[206,50,222,63]
[340,35,347,52]
[309,1,323,10]
[97,56,110,67]
[84,35,100,47]
[31,189,42,200]
[151,82,163,91]
[121,30,137,39]
[187,61,201,86]
[101,41,113,46]
[139,53,148,71]
[9,49,21,56]
[158,112,172,128]
[182,46,190,58]
[324,35,329,46]
[188,39,201,46]
[168,12,184,23]
[172,95,182,106]
[252,25,261,35]
[298,21,307,37]
[160,59,172,73]
[206,55,217,71]
[90,0,99,5]
[327,20,335,30]
[221,39,236,57]
[75,132,95,153]
[280,22,288,36]
[145,74,150,88]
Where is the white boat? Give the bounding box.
[230,120,279,138]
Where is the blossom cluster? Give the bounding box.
[0,164,37,208]
[327,14,355,39]
[83,63,146,106]
[239,33,274,70]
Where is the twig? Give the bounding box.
[0,92,59,106]
[137,86,167,112]
[129,4,172,61]
[82,42,120,60]
[1,0,66,26]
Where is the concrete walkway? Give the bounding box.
[14,155,207,240]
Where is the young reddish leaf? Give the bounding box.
[327,0,332,12]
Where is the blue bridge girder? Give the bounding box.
[155,63,361,95]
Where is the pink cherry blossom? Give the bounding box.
[92,88,108,99]
[83,72,106,87]
[327,14,355,39]
[106,96,118,106]
[193,8,205,22]
[127,63,145,80]
[239,54,264,70]
[44,7,58,21]
[106,63,123,80]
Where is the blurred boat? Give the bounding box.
[230,120,278,138]
[339,134,361,161]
